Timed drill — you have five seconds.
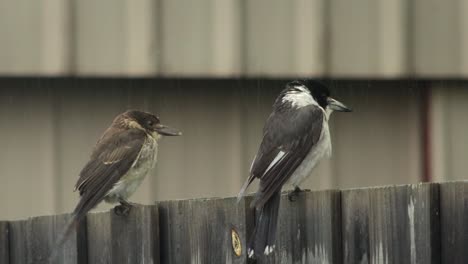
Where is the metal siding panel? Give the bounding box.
[211,0,243,76]
[0,0,71,74]
[160,0,212,75]
[293,0,326,76]
[429,87,449,182]
[0,79,431,220]
[0,0,41,73]
[330,84,423,188]
[126,0,159,75]
[430,85,468,181]
[75,0,159,75]
[75,0,127,75]
[245,0,325,77]
[160,0,242,76]
[330,0,407,77]
[0,88,57,220]
[149,82,243,201]
[329,0,378,76]
[40,0,72,74]
[461,0,468,75]
[412,0,461,76]
[444,87,468,180]
[378,0,407,76]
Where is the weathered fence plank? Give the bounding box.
[158,196,252,264]
[0,221,9,263]
[341,188,370,263]
[440,181,468,263]
[257,190,342,264]
[342,183,440,264]
[86,205,159,264]
[8,213,87,264]
[1,182,464,263]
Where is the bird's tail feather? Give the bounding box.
[46,214,81,263]
[237,175,255,203]
[248,191,281,258]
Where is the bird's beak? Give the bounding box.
[155,124,182,136]
[327,97,352,112]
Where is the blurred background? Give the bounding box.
[0,0,467,220]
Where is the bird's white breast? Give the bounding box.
[105,135,158,203]
[287,116,332,188]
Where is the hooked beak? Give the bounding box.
[155,124,182,136]
[327,97,352,112]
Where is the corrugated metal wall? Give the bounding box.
[430,83,468,182]
[0,0,467,76]
[0,79,426,220]
[0,1,467,220]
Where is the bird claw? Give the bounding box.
[288,187,302,202]
[114,203,132,216]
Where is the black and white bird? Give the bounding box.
[50,110,181,261]
[237,80,351,258]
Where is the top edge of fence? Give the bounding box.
[4,181,468,221]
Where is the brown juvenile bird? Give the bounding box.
[74,109,181,216]
[51,110,181,260]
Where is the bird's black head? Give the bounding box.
[286,80,352,112]
[288,80,330,109]
[120,110,182,136]
[125,110,160,130]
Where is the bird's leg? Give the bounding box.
[288,186,303,202]
[114,199,133,216]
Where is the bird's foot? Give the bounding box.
[114,199,133,216]
[114,204,131,216]
[288,186,302,202]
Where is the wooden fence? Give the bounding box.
[0,181,467,263]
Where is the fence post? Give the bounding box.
[0,183,456,263]
[341,188,370,263]
[342,183,440,264]
[158,196,252,264]
[440,181,468,263]
[255,190,342,264]
[8,213,87,264]
[86,205,159,264]
[0,221,9,263]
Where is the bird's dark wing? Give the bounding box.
[73,128,145,218]
[246,105,324,208]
